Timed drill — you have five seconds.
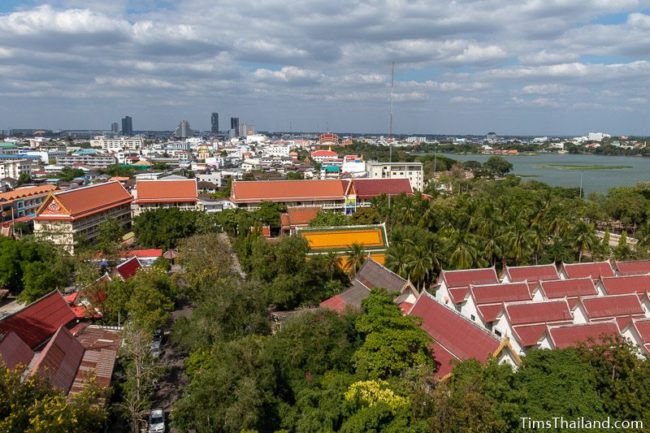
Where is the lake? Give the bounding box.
[437,153,650,196]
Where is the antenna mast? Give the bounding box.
[388,61,395,211]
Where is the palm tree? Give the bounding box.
[386,242,410,279]
[346,243,367,275]
[405,245,433,290]
[571,221,598,262]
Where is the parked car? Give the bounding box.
[148,408,165,433]
[150,329,163,358]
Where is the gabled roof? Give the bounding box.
[439,268,499,304]
[115,256,141,280]
[546,322,620,349]
[503,264,559,284]
[470,282,532,305]
[35,181,132,221]
[280,207,320,228]
[627,318,650,344]
[600,275,650,295]
[409,292,502,376]
[0,290,76,349]
[30,326,85,393]
[579,294,644,320]
[504,299,573,326]
[311,150,338,157]
[0,331,33,370]
[562,261,615,280]
[134,179,198,204]
[513,324,551,348]
[350,178,413,200]
[615,260,650,276]
[231,179,346,203]
[320,282,369,313]
[539,278,597,300]
[355,259,407,293]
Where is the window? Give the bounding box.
[494,329,502,337]
[470,314,476,321]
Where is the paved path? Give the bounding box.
[217,232,246,278]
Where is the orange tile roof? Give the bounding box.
[283,207,320,227]
[35,181,132,221]
[134,179,198,203]
[297,224,388,255]
[0,184,57,202]
[231,180,346,203]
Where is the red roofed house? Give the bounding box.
[320,259,417,313]
[0,290,76,349]
[561,260,615,281]
[131,179,200,217]
[538,278,600,308]
[349,178,413,207]
[621,318,650,355]
[615,259,650,276]
[460,282,537,329]
[121,248,163,266]
[29,326,85,393]
[409,291,520,378]
[540,321,621,350]
[434,267,500,308]
[501,264,560,284]
[0,184,57,222]
[495,300,574,354]
[0,330,33,370]
[34,181,132,254]
[231,179,347,210]
[310,149,339,163]
[598,275,650,296]
[280,207,320,234]
[573,293,647,329]
[115,256,142,280]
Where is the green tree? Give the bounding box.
[309,210,349,227]
[346,243,367,275]
[484,156,512,177]
[133,208,199,249]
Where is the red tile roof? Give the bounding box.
[470,282,532,305]
[231,179,346,203]
[503,264,559,283]
[0,331,33,370]
[0,291,76,349]
[547,322,620,349]
[30,326,85,393]
[311,150,338,157]
[504,300,573,326]
[600,275,650,295]
[477,304,505,323]
[440,268,499,303]
[134,179,198,204]
[319,295,347,313]
[0,184,57,202]
[281,207,320,228]
[512,324,549,348]
[539,278,597,299]
[351,179,413,200]
[616,260,650,276]
[579,294,644,320]
[628,318,650,343]
[409,293,501,376]
[35,181,132,221]
[562,261,615,280]
[122,249,163,259]
[431,341,459,378]
[115,256,141,280]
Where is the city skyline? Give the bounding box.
[1,1,650,135]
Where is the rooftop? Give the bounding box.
[134,179,198,204]
[35,181,132,221]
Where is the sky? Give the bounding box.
[1,0,650,135]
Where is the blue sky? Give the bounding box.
[1,0,650,135]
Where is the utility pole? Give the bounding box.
[388,61,395,210]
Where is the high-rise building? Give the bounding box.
[211,112,219,134]
[111,122,119,133]
[230,117,239,137]
[174,120,193,139]
[121,116,133,136]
